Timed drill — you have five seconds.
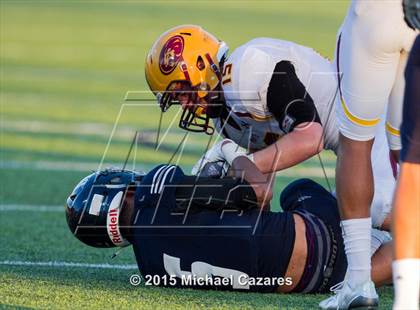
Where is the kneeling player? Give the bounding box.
[144,25,396,232]
[65,156,392,295]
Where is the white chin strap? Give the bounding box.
[106,191,130,247]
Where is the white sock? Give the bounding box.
[393,259,420,310]
[341,217,372,287]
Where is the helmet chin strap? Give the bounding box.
[173,41,228,135]
[110,246,126,259]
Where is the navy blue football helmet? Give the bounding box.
[66,168,143,248]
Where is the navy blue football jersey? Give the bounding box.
[129,164,295,292]
[401,35,420,164]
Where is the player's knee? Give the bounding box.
[280,178,320,211]
[386,130,401,151]
[337,132,374,159]
[337,103,378,143]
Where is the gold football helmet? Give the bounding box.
[145,25,229,134]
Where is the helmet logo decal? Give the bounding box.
[106,191,129,247]
[159,35,184,75]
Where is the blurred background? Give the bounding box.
[1,0,347,206]
[0,1,358,308]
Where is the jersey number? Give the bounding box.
[222,64,232,85]
[163,253,249,289]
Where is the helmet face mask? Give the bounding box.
[159,80,222,135]
[179,102,213,135]
[145,25,229,135]
[159,80,197,112]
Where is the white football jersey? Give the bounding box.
[214,38,339,151]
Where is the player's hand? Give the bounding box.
[241,169,273,208]
[230,156,274,209]
[192,139,249,177]
[191,139,229,176]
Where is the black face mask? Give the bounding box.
[178,85,227,135]
[178,106,214,135]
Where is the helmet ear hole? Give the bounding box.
[196,56,205,71]
[110,176,122,183]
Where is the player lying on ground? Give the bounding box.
[65,155,393,294]
[144,25,396,231]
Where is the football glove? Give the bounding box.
[191,139,248,177]
[191,139,229,177]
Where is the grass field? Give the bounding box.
[1,1,394,309]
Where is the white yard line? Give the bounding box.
[1,119,199,144]
[0,204,63,212]
[1,160,149,172]
[1,120,133,139]
[1,160,335,177]
[0,206,138,271]
[1,160,104,172]
[0,260,137,270]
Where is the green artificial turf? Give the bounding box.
[0,0,394,308]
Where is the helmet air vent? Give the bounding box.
[196,56,205,71]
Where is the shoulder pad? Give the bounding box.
[135,165,184,206]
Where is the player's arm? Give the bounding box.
[252,61,324,174]
[229,155,273,208]
[253,122,324,173]
[220,139,273,207]
[175,174,261,211]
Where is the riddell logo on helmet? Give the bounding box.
[159,35,184,75]
[107,208,123,244]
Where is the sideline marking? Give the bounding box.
[1,160,335,177]
[0,260,137,270]
[0,205,63,212]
